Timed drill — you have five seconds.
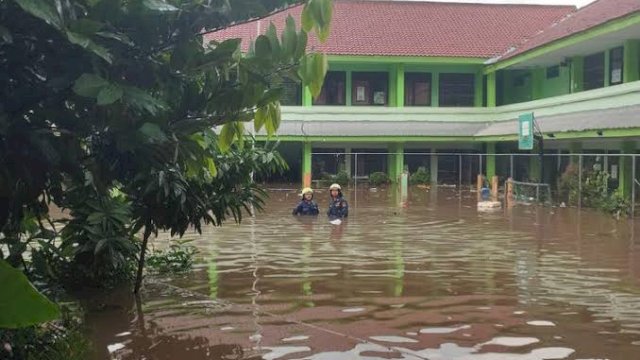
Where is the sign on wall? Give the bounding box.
[518,112,534,150]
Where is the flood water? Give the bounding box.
[86,187,640,360]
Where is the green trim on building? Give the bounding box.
[328,55,486,65]
[484,12,640,74]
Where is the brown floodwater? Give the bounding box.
[85,187,640,360]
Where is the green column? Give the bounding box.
[396,64,405,108]
[387,143,404,183]
[303,86,313,106]
[474,71,484,107]
[302,141,312,187]
[486,142,496,179]
[346,70,352,106]
[431,72,439,107]
[532,68,544,100]
[487,71,497,107]
[618,141,636,198]
[570,56,584,93]
[624,39,640,83]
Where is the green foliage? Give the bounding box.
[0,307,91,360]
[559,166,631,218]
[0,260,60,329]
[147,240,198,274]
[369,172,390,187]
[334,170,350,186]
[0,0,331,292]
[409,167,430,185]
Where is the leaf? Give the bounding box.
[66,31,113,63]
[142,0,178,11]
[206,158,217,177]
[0,259,60,328]
[281,15,297,60]
[14,0,64,30]
[294,30,307,60]
[73,73,108,98]
[123,86,167,115]
[265,23,281,59]
[254,35,271,59]
[138,122,168,143]
[97,84,123,105]
[218,123,235,152]
[301,4,314,33]
[254,106,267,133]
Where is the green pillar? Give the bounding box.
[474,71,484,107]
[345,70,352,106]
[532,68,544,100]
[302,141,312,187]
[396,64,405,107]
[618,141,636,198]
[624,39,640,83]
[387,143,404,183]
[303,86,313,106]
[570,56,584,93]
[487,71,497,107]
[431,72,439,107]
[486,142,496,179]
[570,142,582,165]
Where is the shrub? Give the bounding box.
[409,167,430,185]
[368,172,390,187]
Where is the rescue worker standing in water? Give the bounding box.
[327,183,348,219]
[292,187,320,216]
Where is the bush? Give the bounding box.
[334,171,350,186]
[146,240,198,274]
[368,172,390,187]
[409,167,430,185]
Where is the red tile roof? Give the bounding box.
[500,0,640,60]
[207,0,574,58]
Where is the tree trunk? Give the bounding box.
[134,227,152,294]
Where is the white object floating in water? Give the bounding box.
[369,335,418,343]
[527,320,556,327]
[330,219,342,225]
[477,201,502,210]
[481,336,540,347]
[107,343,126,354]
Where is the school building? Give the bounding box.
[212,0,640,197]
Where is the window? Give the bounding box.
[279,79,302,105]
[352,72,389,106]
[583,52,605,90]
[609,47,624,85]
[404,72,431,106]
[513,72,530,87]
[439,73,475,107]
[546,65,560,79]
[314,71,346,105]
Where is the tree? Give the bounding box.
[0,0,331,296]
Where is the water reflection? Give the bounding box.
[88,188,640,360]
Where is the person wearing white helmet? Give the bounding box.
[327,183,348,219]
[292,187,319,216]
